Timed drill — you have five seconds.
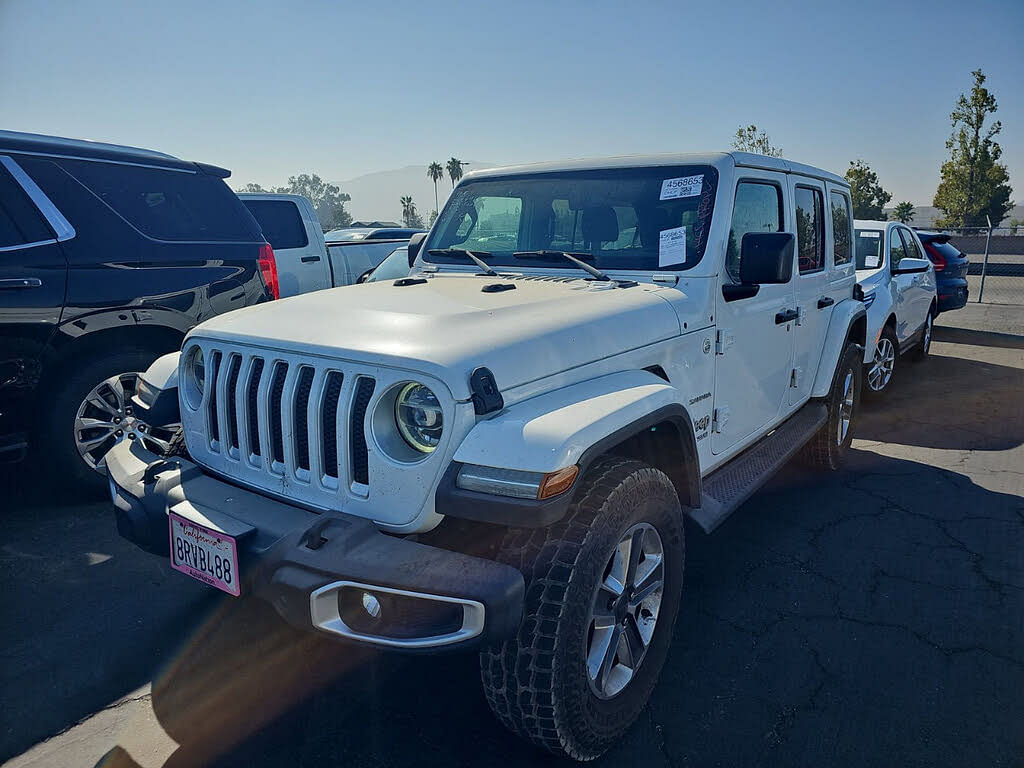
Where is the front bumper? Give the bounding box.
[106,440,524,652]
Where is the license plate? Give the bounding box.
[169,512,240,596]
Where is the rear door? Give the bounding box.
[788,178,830,406]
[0,156,70,438]
[901,227,936,323]
[240,196,329,296]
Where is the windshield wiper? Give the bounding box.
[427,248,497,276]
[512,250,611,282]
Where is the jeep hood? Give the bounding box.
[189,274,682,400]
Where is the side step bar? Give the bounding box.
[690,402,828,534]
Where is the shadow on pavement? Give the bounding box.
[932,325,1024,350]
[855,348,1024,451]
[87,445,1024,768]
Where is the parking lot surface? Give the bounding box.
[2,304,1022,768]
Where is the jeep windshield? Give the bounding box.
[424,165,718,272]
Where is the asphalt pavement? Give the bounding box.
[2,304,1022,768]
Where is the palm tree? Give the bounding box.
[400,195,416,227]
[427,162,444,213]
[447,157,466,187]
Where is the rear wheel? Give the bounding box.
[40,349,178,494]
[803,342,861,471]
[912,310,934,362]
[480,457,685,761]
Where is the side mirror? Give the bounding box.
[739,232,794,285]
[891,257,930,275]
[356,268,373,283]
[407,232,427,266]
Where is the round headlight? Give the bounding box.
[394,383,443,453]
[183,346,205,408]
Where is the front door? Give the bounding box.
[713,175,795,455]
[888,227,916,343]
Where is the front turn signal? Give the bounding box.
[538,465,580,500]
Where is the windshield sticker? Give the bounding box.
[865,255,880,268]
[660,175,703,200]
[860,231,880,238]
[659,226,686,267]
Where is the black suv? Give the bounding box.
[0,131,275,490]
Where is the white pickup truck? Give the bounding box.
[238,193,422,297]
[112,153,866,761]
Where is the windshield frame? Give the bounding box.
[423,164,719,274]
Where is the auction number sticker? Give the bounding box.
[660,175,703,200]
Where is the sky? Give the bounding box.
[2,0,1022,208]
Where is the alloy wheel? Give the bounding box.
[837,370,855,445]
[586,522,665,699]
[867,337,895,391]
[74,371,179,472]
[922,314,932,353]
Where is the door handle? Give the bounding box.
[775,308,798,324]
[301,255,321,263]
[0,278,42,289]
[817,296,835,309]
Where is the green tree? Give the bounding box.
[447,157,466,187]
[279,173,352,230]
[891,201,915,223]
[731,124,782,157]
[429,210,439,226]
[845,160,892,219]
[427,161,444,214]
[400,196,424,228]
[933,69,1014,227]
[237,182,268,193]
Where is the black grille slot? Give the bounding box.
[247,358,265,457]
[321,372,344,479]
[293,367,315,471]
[350,377,375,485]
[206,351,222,444]
[225,355,242,451]
[269,362,288,464]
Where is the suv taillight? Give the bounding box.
[257,243,280,299]
[923,243,946,272]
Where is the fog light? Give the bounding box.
[361,591,382,619]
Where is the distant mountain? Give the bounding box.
[337,162,501,223]
[883,205,1024,228]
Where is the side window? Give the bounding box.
[889,228,907,268]
[0,163,54,248]
[60,159,257,242]
[727,181,783,281]
[902,229,924,261]
[830,191,852,265]
[241,200,309,250]
[794,186,824,273]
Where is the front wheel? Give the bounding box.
[480,457,685,761]
[803,342,861,471]
[864,326,897,396]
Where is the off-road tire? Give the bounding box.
[911,309,934,362]
[166,428,189,459]
[802,342,861,471]
[863,325,898,398]
[39,348,160,496]
[479,456,685,761]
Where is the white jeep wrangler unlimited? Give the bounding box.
[109,153,866,760]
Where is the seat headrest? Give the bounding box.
[581,206,619,245]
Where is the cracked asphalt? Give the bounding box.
[2,303,1022,768]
